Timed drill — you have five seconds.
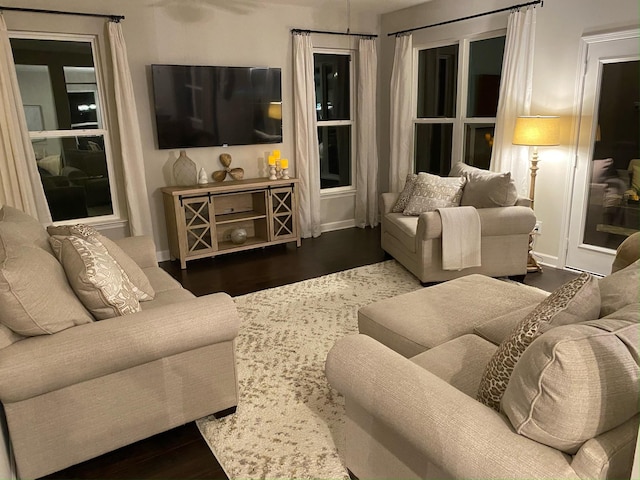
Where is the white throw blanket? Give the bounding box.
[437,206,481,271]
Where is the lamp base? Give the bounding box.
[527,232,542,273]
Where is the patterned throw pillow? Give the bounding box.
[403,173,466,215]
[47,224,155,301]
[392,173,418,213]
[476,272,601,411]
[49,235,141,320]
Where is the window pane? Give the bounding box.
[318,125,351,189]
[11,38,102,130]
[34,136,113,221]
[467,36,505,117]
[417,45,458,118]
[464,123,495,169]
[314,53,350,121]
[414,123,453,175]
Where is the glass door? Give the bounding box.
[566,31,640,275]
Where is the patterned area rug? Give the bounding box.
[196,260,422,479]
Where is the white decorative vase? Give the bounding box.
[198,167,208,185]
[173,150,197,186]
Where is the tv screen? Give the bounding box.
[151,64,282,149]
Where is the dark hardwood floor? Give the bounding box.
[41,226,577,479]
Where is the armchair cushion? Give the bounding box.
[450,162,518,208]
[477,273,600,411]
[502,318,639,454]
[403,173,466,215]
[391,173,418,213]
[49,235,141,320]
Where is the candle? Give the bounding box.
[281,159,288,169]
[273,149,281,159]
[268,155,276,166]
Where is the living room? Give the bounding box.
[0,0,638,478]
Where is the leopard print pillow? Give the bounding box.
[391,173,418,213]
[476,272,600,411]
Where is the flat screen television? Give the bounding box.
[151,64,282,149]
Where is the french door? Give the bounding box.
[566,30,639,275]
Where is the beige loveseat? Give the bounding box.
[382,164,536,283]
[0,206,240,479]
[326,243,639,479]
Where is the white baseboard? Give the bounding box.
[320,219,356,233]
[157,249,171,263]
[533,251,560,269]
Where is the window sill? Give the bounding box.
[320,188,356,199]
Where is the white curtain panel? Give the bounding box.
[490,7,537,196]
[389,33,413,193]
[293,32,321,238]
[107,21,153,237]
[0,14,51,222]
[355,37,379,228]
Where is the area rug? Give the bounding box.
[196,260,422,479]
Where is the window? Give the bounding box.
[314,51,354,190]
[10,35,117,223]
[414,34,505,175]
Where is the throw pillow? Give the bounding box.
[47,224,155,301]
[392,173,418,213]
[632,165,640,193]
[403,173,466,215]
[476,272,600,411]
[0,245,94,335]
[591,158,614,184]
[0,205,54,254]
[502,319,639,454]
[450,163,518,208]
[599,258,640,317]
[49,235,141,320]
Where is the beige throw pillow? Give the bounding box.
[476,272,600,411]
[50,235,141,320]
[403,173,466,215]
[599,259,640,317]
[392,173,418,213]
[47,224,155,301]
[502,319,639,454]
[450,163,518,208]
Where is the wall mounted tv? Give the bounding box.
[151,64,282,149]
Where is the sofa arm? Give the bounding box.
[326,334,579,480]
[380,193,400,214]
[0,293,239,403]
[516,196,532,207]
[114,235,158,268]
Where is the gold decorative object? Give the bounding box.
[212,153,244,182]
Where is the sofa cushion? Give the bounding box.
[450,163,518,208]
[411,334,497,397]
[502,318,639,454]
[0,205,53,254]
[476,272,600,411]
[403,173,466,215]
[612,232,640,273]
[474,303,541,345]
[392,173,418,213]
[48,224,155,301]
[383,213,419,253]
[599,259,639,316]
[50,235,141,320]
[0,245,93,335]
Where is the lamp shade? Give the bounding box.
[268,102,282,120]
[512,116,560,146]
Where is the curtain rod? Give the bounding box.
[387,0,542,36]
[0,5,124,22]
[291,28,377,39]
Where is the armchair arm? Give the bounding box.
[515,196,532,207]
[114,235,159,268]
[0,293,239,403]
[326,334,579,480]
[380,193,400,214]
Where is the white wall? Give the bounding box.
[3,0,379,255]
[380,0,639,268]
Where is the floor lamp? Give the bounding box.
[512,116,560,273]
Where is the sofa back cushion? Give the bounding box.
[449,163,518,208]
[502,315,640,454]
[476,272,600,411]
[403,173,466,215]
[611,232,640,273]
[599,258,639,317]
[0,205,53,254]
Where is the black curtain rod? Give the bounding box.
[387,0,542,36]
[292,28,377,38]
[0,5,124,22]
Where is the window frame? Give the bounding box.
[9,30,122,226]
[413,29,507,171]
[314,47,357,195]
